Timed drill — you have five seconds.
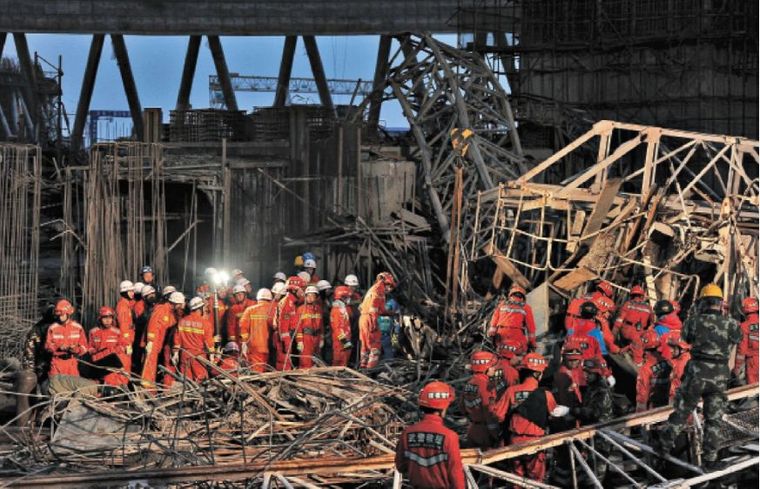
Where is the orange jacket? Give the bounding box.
[276,293,300,341]
[45,319,88,377]
[145,303,177,346]
[174,310,214,354]
[89,325,130,385]
[134,299,145,320]
[295,303,323,344]
[490,358,520,399]
[668,351,691,401]
[614,298,654,337]
[330,302,352,346]
[239,302,272,352]
[462,373,496,424]
[492,377,557,437]
[359,282,387,319]
[488,300,537,348]
[226,298,256,343]
[636,351,671,410]
[116,297,135,342]
[395,414,465,489]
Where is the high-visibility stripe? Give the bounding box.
[404,451,448,467]
[179,326,206,335]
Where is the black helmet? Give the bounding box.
[653,299,674,317]
[579,301,598,319]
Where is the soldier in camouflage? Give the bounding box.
[659,284,742,469]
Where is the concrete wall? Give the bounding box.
[0,0,463,35]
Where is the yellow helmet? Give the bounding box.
[699,283,723,300]
[293,255,304,267]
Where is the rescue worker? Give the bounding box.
[133,282,145,318]
[659,284,742,470]
[492,339,523,397]
[613,285,654,365]
[664,331,691,402]
[172,296,214,382]
[231,268,244,284]
[565,280,617,331]
[734,297,758,385]
[88,306,130,389]
[330,286,353,367]
[132,284,157,373]
[140,265,158,292]
[653,299,683,360]
[635,329,671,412]
[274,276,304,370]
[16,305,56,424]
[568,302,616,387]
[553,342,583,431]
[141,292,185,389]
[213,342,241,377]
[580,358,614,423]
[491,353,568,482]
[237,278,254,298]
[379,298,400,361]
[316,279,332,309]
[239,288,273,373]
[226,284,255,346]
[116,280,135,338]
[394,381,465,489]
[44,299,88,378]
[487,284,537,352]
[269,282,287,366]
[358,272,395,369]
[161,285,177,304]
[462,351,499,449]
[295,285,323,368]
[273,272,287,285]
[302,258,320,284]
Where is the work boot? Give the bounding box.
[703,458,728,472]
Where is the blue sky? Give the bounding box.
[2,34,457,138]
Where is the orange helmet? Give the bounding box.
[54,299,75,316]
[521,352,548,373]
[286,275,306,292]
[665,331,690,351]
[562,336,585,360]
[582,358,606,375]
[497,339,525,359]
[98,306,115,319]
[509,285,527,298]
[742,297,759,314]
[470,351,497,374]
[418,381,455,410]
[596,280,613,297]
[333,285,352,301]
[640,329,660,350]
[376,272,396,288]
[630,285,645,296]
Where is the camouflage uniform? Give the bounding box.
[582,378,614,424]
[659,309,741,462]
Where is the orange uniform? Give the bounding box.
[736,312,759,384]
[394,414,465,489]
[488,299,537,351]
[614,298,654,364]
[462,373,499,448]
[275,293,299,370]
[491,358,520,399]
[568,323,612,384]
[358,282,388,368]
[295,303,323,368]
[566,292,615,330]
[330,301,353,367]
[45,319,88,377]
[635,350,671,411]
[226,297,256,345]
[115,297,136,371]
[239,301,272,372]
[492,377,557,482]
[206,295,227,336]
[174,310,214,381]
[89,325,131,386]
[140,303,177,388]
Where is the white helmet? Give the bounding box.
[189,296,205,311]
[305,285,319,295]
[162,285,177,296]
[231,268,243,277]
[297,271,311,283]
[273,272,287,282]
[120,280,135,293]
[256,288,273,301]
[133,282,145,294]
[304,258,317,269]
[204,267,218,277]
[168,292,186,305]
[316,280,332,292]
[272,282,287,296]
[232,284,247,295]
[344,274,359,287]
[236,278,251,287]
[142,285,156,297]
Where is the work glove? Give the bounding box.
[125,345,133,355]
[145,341,153,354]
[296,342,304,352]
[240,343,248,357]
[209,354,217,363]
[319,339,324,351]
[391,333,400,349]
[551,405,570,417]
[171,350,179,366]
[342,339,353,350]
[606,375,616,388]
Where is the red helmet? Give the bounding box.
[376,272,396,288]
[98,306,115,319]
[596,280,613,297]
[497,339,525,359]
[418,381,455,410]
[470,351,497,373]
[630,285,645,296]
[640,329,660,350]
[582,358,606,375]
[665,331,690,351]
[54,299,75,316]
[286,275,306,292]
[333,285,352,301]
[562,336,585,359]
[742,297,759,314]
[521,352,548,373]
[509,285,527,298]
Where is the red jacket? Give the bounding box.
[614,298,654,337]
[275,293,300,342]
[89,325,131,385]
[668,351,691,401]
[330,302,352,346]
[462,373,495,424]
[45,319,88,377]
[490,358,519,399]
[359,282,387,320]
[395,414,465,489]
[295,303,323,345]
[566,292,616,330]
[738,313,759,359]
[116,297,135,344]
[488,299,537,349]
[226,298,256,343]
[492,377,557,437]
[636,350,671,410]
[239,302,272,353]
[174,310,214,354]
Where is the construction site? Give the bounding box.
[0,1,758,487]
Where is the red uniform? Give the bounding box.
[635,350,671,411]
[174,310,214,381]
[568,322,611,384]
[275,293,299,370]
[668,350,691,401]
[116,297,136,371]
[488,299,537,351]
[736,313,759,384]
[614,298,654,364]
[566,292,616,330]
[134,299,146,321]
[657,312,683,360]
[462,373,499,448]
[358,282,387,368]
[45,319,88,377]
[491,358,520,399]
[295,303,323,368]
[213,355,240,377]
[492,377,557,482]
[394,414,465,489]
[330,301,353,367]
[226,298,256,345]
[89,325,130,386]
[239,301,272,372]
[140,303,177,388]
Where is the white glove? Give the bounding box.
[171,351,179,366]
[606,375,616,388]
[240,343,248,357]
[551,405,570,417]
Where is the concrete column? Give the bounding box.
[71,34,105,152]
[303,35,335,114]
[110,34,144,140]
[274,36,297,107]
[176,35,201,111]
[207,35,239,112]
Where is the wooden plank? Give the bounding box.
[482,243,531,289]
[553,267,597,292]
[580,178,623,245]
[567,210,586,253]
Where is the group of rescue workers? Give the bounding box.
[395,281,757,488]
